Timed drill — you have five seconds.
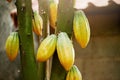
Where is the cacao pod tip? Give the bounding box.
[81,42,88,48]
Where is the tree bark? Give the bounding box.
[16,0,38,80]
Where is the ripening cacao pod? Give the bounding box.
[49,0,59,29]
[66,65,82,80]
[73,10,90,48]
[57,32,75,71]
[5,32,19,61]
[32,11,43,36]
[37,34,57,62]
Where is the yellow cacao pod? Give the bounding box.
[32,11,43,36]
[49,0,59,29]
[66,65,82,80]
[57,32,75,71]
[73,10,90,48]
[5,32,19,61]
[37,34,57,62]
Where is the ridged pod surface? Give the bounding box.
[37,34,57,62]
[49,0,59,29]
[5,32,19,61]
[57,32,75,71]
[32,11,43,36]
[66,65,82,80]
[73,10,90,48]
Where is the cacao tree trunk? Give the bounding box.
[50,0,74,80]
[16,0,38,80]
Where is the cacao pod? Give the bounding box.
[66,65,82,80]
[73,10,90,48]
[49,0,59,29]
[32,11,43,36]
[37,34,57,62]
[5,32,19,61]
[57,32,75,71]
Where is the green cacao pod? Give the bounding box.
[37,34,57,62]
[49,0,59,29]
[32,11,43,36]
[5,32,19,61]
[73,10,90,48]
[57,32,75,71]
[66,65,82,80]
